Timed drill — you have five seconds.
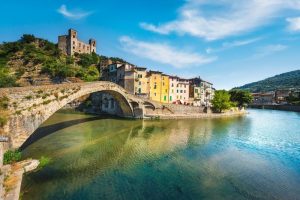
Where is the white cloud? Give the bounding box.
[57,5,93,20]
[119,36,217,68]
[206,37,262,54]
[254,44,288,58]
[140,0,300,40]
[286,17,300,31]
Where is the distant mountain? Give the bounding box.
[235,70,300,92]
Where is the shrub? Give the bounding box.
[38,156,51,169]
[20,34,36,44]
[42,100,51,105]
[0,96,9,109]
[25,95,33,100]
[3,150,22,165]
[0,68,17,88]
[0,116,7,127]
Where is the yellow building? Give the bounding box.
[160,74,169,103]
[149,71,162,102]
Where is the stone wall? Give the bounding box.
[249,104,300,112]
[144,102,205,115]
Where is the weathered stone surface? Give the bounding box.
[0,81,151,149]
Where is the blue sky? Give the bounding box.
[1,0,300,89]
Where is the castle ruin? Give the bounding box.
[58,29,96,56]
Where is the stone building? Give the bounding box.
[117,64,136,94]
[135,67,149,98]
[189,77,214,106]
[58,28,96,55]
[252,92,275,105]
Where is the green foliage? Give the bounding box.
[38,156,51,169]
[229,90,253,107]
[0,68,17,88]
[236,70,300,92]
[81,66,100,82]
[0,96,9,109]
[20,34,36,44]
[77,52,99,68]
[212,90,233,113]
[3,150,22,165]
[0,116,7,127]
[286,93,300,105]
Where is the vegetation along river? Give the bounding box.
[20,109,300,200]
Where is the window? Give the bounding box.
[195,89,198,93]
[177,90,179,93]
[163,82,165,86]
[139,81,141,85]
[172,89,174,93]
[73,41,75,45]
[170,96,172,101]
[180,90,183,93]
[154,93,156,96]
[73,35,75,38]
[154,83,157,89]
[165,89,167,93]
[164,96,167,101]
[138,74,142,78]
[138,88,141,93]
[171,83,174,87]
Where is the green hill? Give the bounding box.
[0,34,127,88]
[235,70,300,92]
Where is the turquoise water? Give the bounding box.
[21,109,300,200]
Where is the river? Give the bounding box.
[20,109,300,200]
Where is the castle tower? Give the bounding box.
[89,39,96,53]
[68,29,78,55]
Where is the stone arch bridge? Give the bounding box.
[0,81,164,149]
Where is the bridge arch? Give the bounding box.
[0,82,142,149]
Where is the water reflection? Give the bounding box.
[21,110,300,200]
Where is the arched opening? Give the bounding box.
[5,84,136,149]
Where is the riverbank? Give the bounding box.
[249,105,300,112]
[145,110,247,119]
[1,159,39,200]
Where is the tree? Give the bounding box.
[229,90,253,107]
[20,34,36,44]
[212,90,232,113]
[78,53,99,68]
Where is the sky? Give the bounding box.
[1,0,300,89]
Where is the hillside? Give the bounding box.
[0,34,127,88]
[235,70,300,92]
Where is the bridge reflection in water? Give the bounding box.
[21,109,300,200]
